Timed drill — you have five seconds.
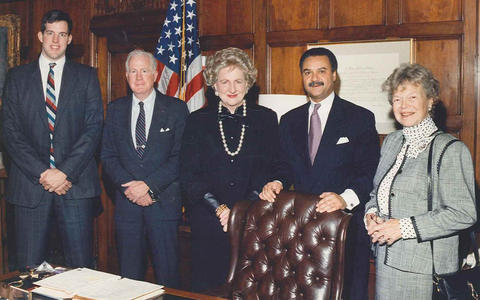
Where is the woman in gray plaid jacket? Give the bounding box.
[365,63,477,300]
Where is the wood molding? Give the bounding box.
[90,8,166,53]
[199,33,254,51]
[267,21,463,46]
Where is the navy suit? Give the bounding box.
[101,91,189,286]
[276,95,380,300]
[2,59,103,268]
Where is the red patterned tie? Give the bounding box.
[45,62,57,168]
[308,103,322,165]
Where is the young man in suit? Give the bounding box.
[101,50,189,287]
[260,47,380,300]
[2,10,103,269]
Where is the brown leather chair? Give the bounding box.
[220,191,352,300]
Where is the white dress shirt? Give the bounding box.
[130,89,156,148]
[308,91,360,210]
[39,54,65,103]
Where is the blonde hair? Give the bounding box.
[203,47,257,89]
[383,63,440,106]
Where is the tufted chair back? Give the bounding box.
[225,191,352,300]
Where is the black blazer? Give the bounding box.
[2,59,104,207]
[180,102,279,209]
[276,95,380,215]
[101,91,189,220]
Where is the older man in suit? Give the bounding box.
[2,10,103,269]
[101,49,188,286]
[260,47,380,300]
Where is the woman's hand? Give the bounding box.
[259,181,283,202]
[369,218,402,245]
[365,213,381,233]
[218,207,230,232]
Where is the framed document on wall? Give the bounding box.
[308,40,414,134]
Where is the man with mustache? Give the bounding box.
[260,47,380,300]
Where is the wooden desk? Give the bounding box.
[0,271,227,300]
[163,287,226,300]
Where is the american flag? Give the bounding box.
[155,0,204,112]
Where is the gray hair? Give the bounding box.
[382,63,440,105]
[125,49,157,73]
[203,47,257,89]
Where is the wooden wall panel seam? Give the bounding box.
[265,21,464,46]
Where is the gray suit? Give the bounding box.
[366,131,477,275]
[366,131,477,299]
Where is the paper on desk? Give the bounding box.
[74,277,163,300]
[35,268,120,293]
[33,286,75,299]
[134,288,165,300]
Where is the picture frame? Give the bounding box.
[0,14,21,69]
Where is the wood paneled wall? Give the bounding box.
[199,0,476,151]
[0,0,478,281]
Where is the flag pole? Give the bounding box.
[179,0,187,101]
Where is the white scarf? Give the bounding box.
[402,116,438,158]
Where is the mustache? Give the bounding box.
[308,81,324,87]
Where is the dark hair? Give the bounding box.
[41,10,73,34]
[299,47,338,72]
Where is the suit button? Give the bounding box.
[397,169,402,174]
[390,193,395,197]
[229,182,235,187]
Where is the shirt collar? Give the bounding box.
[133,89,156,107]
[309,91,335,110]
[39,53,66,70]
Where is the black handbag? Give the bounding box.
[427,135,479,300]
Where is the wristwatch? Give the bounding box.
[148,189,157,202]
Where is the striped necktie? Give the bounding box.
[46,62,57,168]
[135,102,146,158]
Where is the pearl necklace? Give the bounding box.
[218,100,246,157]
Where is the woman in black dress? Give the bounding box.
[180,47,279,292]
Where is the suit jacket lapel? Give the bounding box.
[143,92,168,158]
[32,61,50,131]
[291,103,310,169]
[312,96,348,168]
[55,61,75,128]
[125,96,136,156]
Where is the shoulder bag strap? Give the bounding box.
[428,135,460,275]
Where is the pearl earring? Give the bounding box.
[214,90,218,96]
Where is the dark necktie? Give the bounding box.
[135,102,146,158]
[308,103,322,164]
[46,62,57,168]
